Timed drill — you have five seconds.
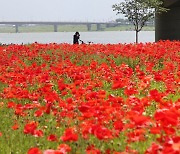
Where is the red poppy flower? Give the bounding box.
[113,120,124,131]
[34,109,44,117]
[33,129,43,137]
[91,125,113,140]
[43,149,62,154]
[61,128,78,142]
[7,101,16,108]
[86,145,101,154]
[12,123,19,130]
[24,121,38,135]
[57,144,71,153]
[47,134,58,142]
[28,147,42,154]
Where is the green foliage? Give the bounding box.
[112,0,167,43]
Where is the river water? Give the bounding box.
[0,31,155,44]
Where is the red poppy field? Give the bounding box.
[0,41,180,154]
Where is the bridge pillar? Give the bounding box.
[155,3,180,41]
[96,24,101,31]
[54,24,58,32]
[106,24,110,28]
[15,24,19,33]
[87,24,91,31]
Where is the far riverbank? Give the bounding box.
[0,25,154,33]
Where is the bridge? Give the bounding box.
[155,0,180,41]
[0,21,120,33]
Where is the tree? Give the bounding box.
[113,0,167,43]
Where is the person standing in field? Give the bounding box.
[73,32,80,44]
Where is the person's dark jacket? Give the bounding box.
[73,32,80,44]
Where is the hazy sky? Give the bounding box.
[0,0,123,22]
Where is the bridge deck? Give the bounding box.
[0,21,110,25]
[0,21,120,32]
